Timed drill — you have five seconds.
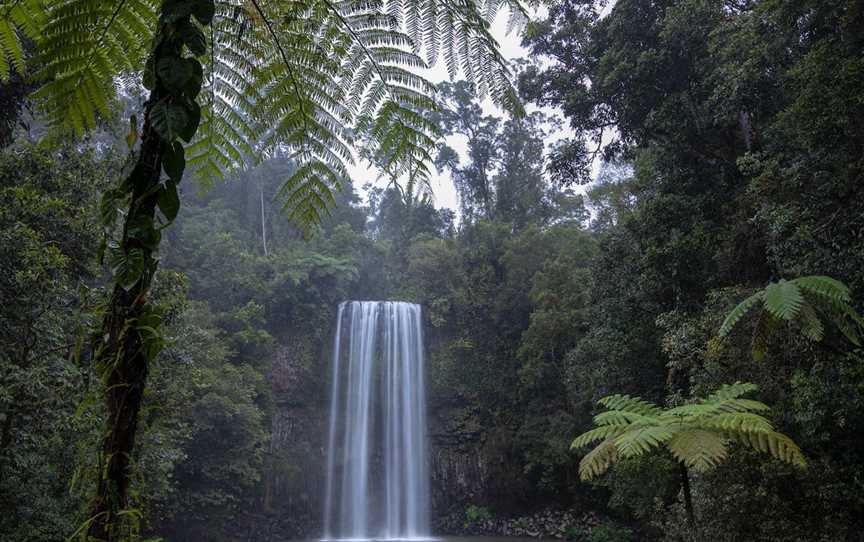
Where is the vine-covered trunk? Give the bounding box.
[83,2,214,536]
[86,98,164,541]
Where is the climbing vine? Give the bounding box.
[80,1,215,540]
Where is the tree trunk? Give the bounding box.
[679,461,697,534]
[86,95,164,541]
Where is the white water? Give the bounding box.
[323,301,432,541]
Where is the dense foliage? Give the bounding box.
[1,0,864,541]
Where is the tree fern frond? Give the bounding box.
[598,394,663,416]
[668,430,728,472]
[33,0,159,134]
[593,410,657,427]
[705,382,758,402]
[719,291,763,337]
[720,276,862,353]
[763,279,804,321]
[578,438,618,481]
[0,0,46,80]
[571,425,626,450]
[614,425,676,458]
[572,383,805,483]
[699,412,773,433]
[797,303,825,341]
[791,275,850,303]
[734,430,807,467]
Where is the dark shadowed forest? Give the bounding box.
[2,0,864,541]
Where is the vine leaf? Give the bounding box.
[150,100,189,142]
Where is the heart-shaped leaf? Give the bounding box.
[110,246,146,291]
[179,101,201,143]
[158,180,181,222]
[157,57,193,90]
[150,99,188,142]
[162,141,185,181]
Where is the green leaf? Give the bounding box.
[179,100,201,143]
[127,215,161,250]
[157,180,180,222]
[110,246,146,291]
[157,57,193,90]
[192,0,215,25]
[177,20,206,56]
[150,99,188,142]
[184,58,203,98]
[162,141,185,181]
[763,280,804,321]
[99,189,123,228]
[143,54,156,90]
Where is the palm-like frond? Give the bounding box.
[572,382,805,481]
[33,0,159,135]
[25,0,527,230]
[719,276,863,349]
[0,0,46,80]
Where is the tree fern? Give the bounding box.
[32,0,159,136]
[719,276,864,352]
[572,382,806,481]
[0,0,47,80]
[24,0,527,230]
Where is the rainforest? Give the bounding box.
[1,0,863,541]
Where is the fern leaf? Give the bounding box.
[668,430,728,472]
[719,291,763,337]
[571,425,626,450]
[797,303,825,342]
[614,425,675,458]
[763,279,804,321]
[735,431,807,468]
[791,275,850,303]
[598,394,663,416]
[706,381,758,402]
[578,438,618,481]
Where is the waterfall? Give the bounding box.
[323,301,432,541]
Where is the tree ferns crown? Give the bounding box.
[572,383,806,481]
[719,276,864,353]
[4,0,528,229]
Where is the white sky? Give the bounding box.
[347,2,617,212]
[347,10,553,212]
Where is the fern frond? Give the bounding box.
[594,410,657,427]
[614,425,675,457]
[791,275,850,303]
[719,291,763,337]
[698,412,773,433]
[797,303,825,341]
[571,425,626,450]
[734,430,807,467]
[763,279,804,321]
[668,430,728,472]
[706,382,757,401]
[578,438,618,481]
[0,0,46,80]
[597,394,663,416]
[33,0,159,135]
[572,383,806,483]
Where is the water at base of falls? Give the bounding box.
[322,301,432,541]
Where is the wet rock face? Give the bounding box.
[259,343,329,540]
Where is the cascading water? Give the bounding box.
[323,301,432,541]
